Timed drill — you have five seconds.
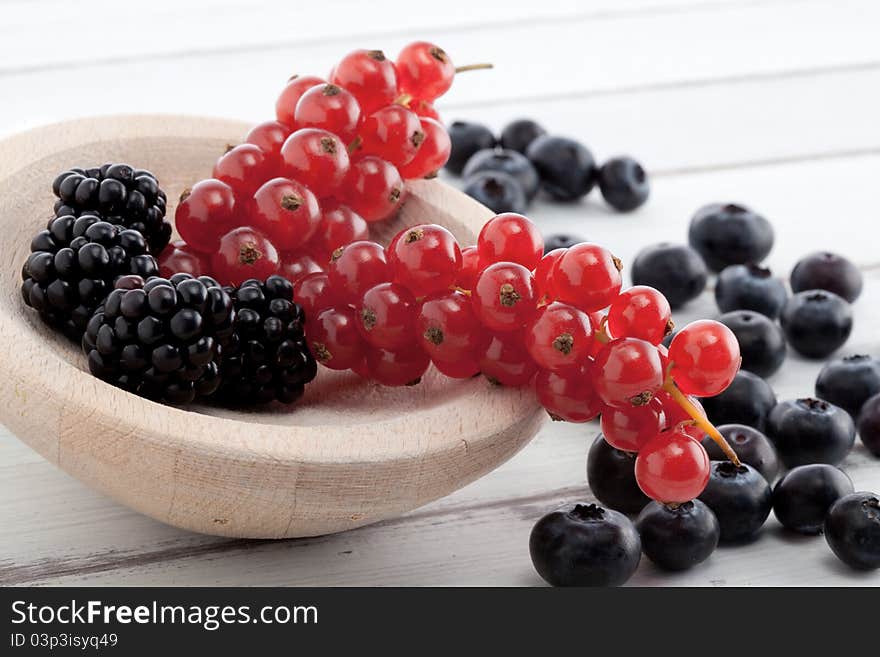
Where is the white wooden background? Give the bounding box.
[2,0,879,586]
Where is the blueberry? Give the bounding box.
[780,290,852,359]
[856,393,880,457]
[596,156,650,212]
[824,492,880,570]
[698,461,772,543]
[790,251,863,302]
[688,203,774,272]
[630,243,708,309]
[526,135,596,201]
[544,233,587,254]
[445,120,496,175]
[715,264,787,319]
[587,435,650,515]
[718,310,786,378]
[700,370,777,432]
[499,119,546,154]
[635,500,719,571]
[766,398,856,467]
[529,503,641,586]
[462,148,540,200]
[462,171,527,215]
[815,354,880,419]
[772,464,854,534]
[701,424,780,483]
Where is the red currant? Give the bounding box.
[456,246,480,291]
[328,240,390,304]
[418,291,485,366]
[607,286,673,345]
[275,75,325,127]
[309,306,366,371]
[432,356,480,379]
[212,144,273,197]
[279,128,350,199]
[551,243,623,312]
[245,120,291,161]
[477,213,543,270]
[157,240,207,278]
[410,99,440,121]
[355,282,418,350]
[293,272,337,319]
[342,156,406,223]
[480,330,537,386]
[315,200,369,255]
[279,252,322,284]
[365,346,430,386]
[175,179,238,253]
[396,41,455,101]
[668,320,741,397]
[635,430,711,503]
[592,337,664,408]
[210,227,279,286]
[398,117,451,179]
[472,262,538,332]
[601,398,665,452]
[656,390,706,441]
[294,83,361,142]
[251,177,321,251]
[534,248,565,301]
[329,49,397,115]
[524,302,593,371]
[387,224,462,296]
[359,105,424,168]
[535,364,602,423]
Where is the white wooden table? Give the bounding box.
[2,0,880,586]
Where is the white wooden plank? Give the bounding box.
[1,0,875,142]
[0,0,797,74]
[505,154,880,277]
[3,260,880,585]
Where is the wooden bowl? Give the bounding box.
[0,115,545,539]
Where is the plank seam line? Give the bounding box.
[0,0,807,78]
[651,145,880,178]
[441,60,880,110]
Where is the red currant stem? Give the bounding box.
[661,375,742,467]
[454,63,494,73]
[594,318,610,345]
[347,136,363,154]
[394,93,413,107]
[451,286,472,296]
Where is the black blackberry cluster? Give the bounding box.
[53,164,172,255]
[218,276,317,405]
[83,273,235,404]
[21,215,159,340]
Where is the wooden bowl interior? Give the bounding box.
[0,116,544,538]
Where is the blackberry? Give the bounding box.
[219,276,317,405]
[21,214,158,340]
[52,164,172,254]
[82,273,234,404]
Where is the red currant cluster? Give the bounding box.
[158,42,473,285]
[297,211,743,504]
